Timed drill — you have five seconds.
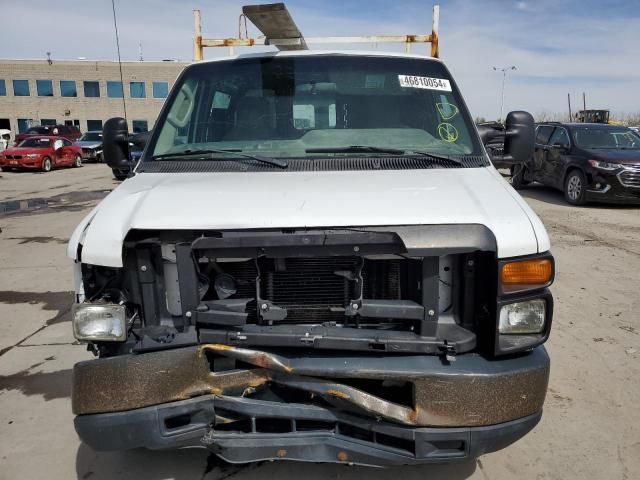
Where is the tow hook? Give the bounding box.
[438,342,457,362]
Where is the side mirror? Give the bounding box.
[103,117,131,169]
[503,111,535,163]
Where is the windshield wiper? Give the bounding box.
[405,150,465,166]
[305,145,405,155]
[305,146,465,166]
[152,148,288,168]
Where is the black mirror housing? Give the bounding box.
[503,111,535,163]
[103,117,131,169]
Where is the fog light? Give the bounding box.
[499,300,545,334]
[72,304,127,341]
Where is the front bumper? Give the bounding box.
[72,345,549,465]
[1,158,41,169]
[81,148,101,161]
[586,167,640,204]
[75,395,541,466]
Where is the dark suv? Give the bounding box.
[15,125,82,144]
[512,122,640,205]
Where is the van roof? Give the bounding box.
[196,49,443,66]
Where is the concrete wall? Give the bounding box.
[0,59,187,136]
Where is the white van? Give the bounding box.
[68,50,554,467]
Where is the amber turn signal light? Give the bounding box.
[500,258,553,294]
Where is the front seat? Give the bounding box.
[224,97,277,141]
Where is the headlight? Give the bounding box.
[26,153,40,158]
[588,159,622,171]
[499,299,545,334]
[72,303,127,341]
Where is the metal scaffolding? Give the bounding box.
[193,3,440,61]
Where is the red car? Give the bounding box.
[15,124,82,144]
[0,136,83,172]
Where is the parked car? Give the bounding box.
[76,131,103,162]
[512,122,640,205]
[0,136,82,172]
[71,50,553,467]
[15,124,82,144]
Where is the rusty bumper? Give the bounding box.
[72,344,549,427]
[73,345,548,464]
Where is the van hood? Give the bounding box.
[68,167,550,267]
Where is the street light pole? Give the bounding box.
[492,65,517,123]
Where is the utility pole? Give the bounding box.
[492,65,516,123]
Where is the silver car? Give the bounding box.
[75,131,103,162]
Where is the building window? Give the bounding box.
[84,81,100,98]
[130,81,146,98]
[0,80,6,96]
[87,119,103,131]
[107,81,123,98]
[36,80,54,97]
[40,119,57,126]
[17,119,33,133]
[132,120,148,133]
[13,80,30,96]
[152,81,169,98]
[60,80,77,97]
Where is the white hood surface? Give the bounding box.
[68,166,549,267]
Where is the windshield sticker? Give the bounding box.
[438,123,459,143]
[436,100,459,120]
[398,75,452,91]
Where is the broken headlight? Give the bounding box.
[72,303,127,342]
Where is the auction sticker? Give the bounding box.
[398,75,451,91]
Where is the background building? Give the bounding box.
[0,59,187,136]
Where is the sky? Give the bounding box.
[1,0,639,120]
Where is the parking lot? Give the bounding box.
[0,163,638,480]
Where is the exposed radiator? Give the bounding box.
[213,257,412,324]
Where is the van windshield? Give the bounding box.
[150,55,482,161]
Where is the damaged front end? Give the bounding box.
[71,226,552,466]
[73,343,548,465]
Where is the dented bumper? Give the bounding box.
[72,345,549,465]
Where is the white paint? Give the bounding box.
[68,166,549,267]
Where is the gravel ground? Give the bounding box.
[0,163,638,480]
